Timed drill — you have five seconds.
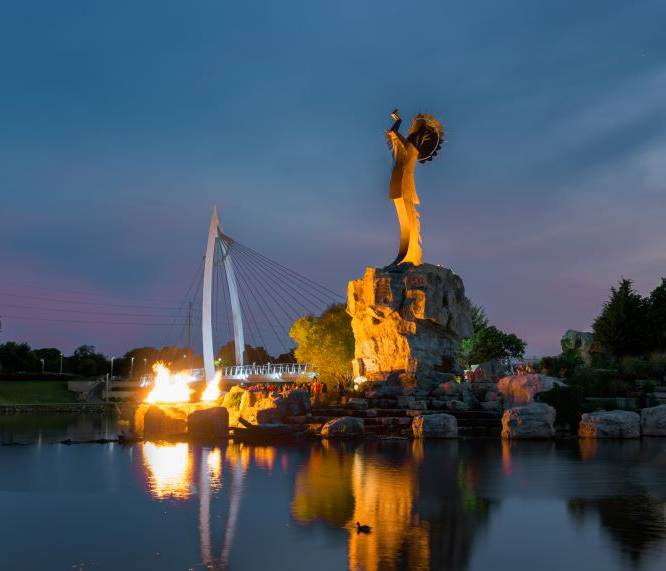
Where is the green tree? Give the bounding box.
[34,348,63,373]
[593,278,648,358]
[456,304,526,367]
[289,304,354,386]
[216,341,274,366]
[0,341,38,373]
[647,278,666,352]
[69,345,110,377]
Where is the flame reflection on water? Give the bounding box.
[142,442,193,500]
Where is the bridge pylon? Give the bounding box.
[202,207,244,382]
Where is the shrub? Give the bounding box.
[537,351,581,379]
[536,385,583,429]
[222,388,244,410]
[619,356,653,381]
[567,368,630,398]
[648,352,666,380]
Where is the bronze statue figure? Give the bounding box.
[385,109,444,266]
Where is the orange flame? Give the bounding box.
[144,362,193,403]
[201,372,222,402]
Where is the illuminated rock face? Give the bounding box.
[347,263,472,391]
[497,374,561,406]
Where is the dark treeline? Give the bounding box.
[592,277,666,359]
[0,340,292,379]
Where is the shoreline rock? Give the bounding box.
[321,416,365,438]
[502,403,556,439]
[412,413,458,438]
[579,410,640,439]
[641,404,666,436]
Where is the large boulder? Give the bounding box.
[187,407,229,439]
[347,263,472,392]
[239,395,289,425]
[138,405,187,438]
[321,416,365,438]
[361,375,404,398]
[641,404,666,436]
[286,388,311,416]
[471,359,510,382]
[501,403,556,439]
[412,413,458,438]
[497,374,562,406]
[579,410,640,438]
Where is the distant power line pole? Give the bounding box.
[187,301,193,349]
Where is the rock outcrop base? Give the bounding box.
[347,263,472,391]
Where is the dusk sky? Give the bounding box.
[1,0,665,357]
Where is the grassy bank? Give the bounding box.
[0,381,77,405]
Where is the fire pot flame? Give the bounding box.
[144,362,193,403]
[201,372,222,402]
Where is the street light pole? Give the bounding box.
[110,356,116,379]
[130,356,135,379]
[40,358,45,374]
[59,353,63,375]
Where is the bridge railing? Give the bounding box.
[221,362,311,377]
[187,363,312,380]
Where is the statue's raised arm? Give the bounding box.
[385,110,444,267]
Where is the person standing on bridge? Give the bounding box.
[312,377,322,405]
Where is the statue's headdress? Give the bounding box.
[407,114,445,163]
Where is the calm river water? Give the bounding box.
[1,414,666,571]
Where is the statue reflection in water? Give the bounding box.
[291,440,495,571]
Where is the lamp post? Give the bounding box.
[110,356,116,380]
[59,353,63,375]
[129,356,135,379]
[40,358,45,374]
